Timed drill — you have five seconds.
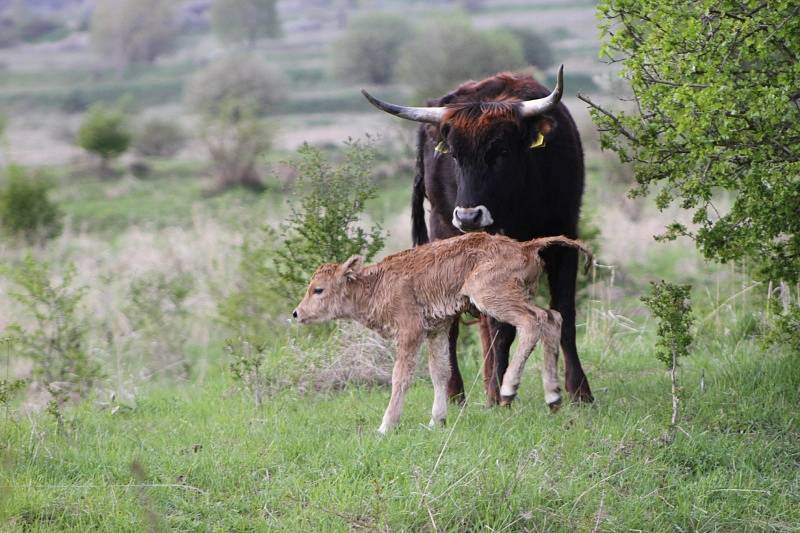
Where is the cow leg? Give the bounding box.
[481,317,515,406]
[446,320,465,403]
[543,246,594,403]
[379,333,423,434]
[427,324,452,427]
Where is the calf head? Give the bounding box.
[362,66,564,233]
[293,255,364,324]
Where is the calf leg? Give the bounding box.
[427,324,452,427]
[499,314,542,405]
[540,311,563,410]
[379,334,423,434]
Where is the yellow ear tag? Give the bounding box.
[530,132,546,149]
[434,140,450,154]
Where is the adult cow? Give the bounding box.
[361,65,593,404]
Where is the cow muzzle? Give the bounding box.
[452,205,494,232]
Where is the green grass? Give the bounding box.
[2,327,797,530]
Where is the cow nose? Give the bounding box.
[453,205,493,231]
[292,310,298,319]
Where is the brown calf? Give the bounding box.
[293,232,592,433]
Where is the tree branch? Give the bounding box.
[576,93,639,143]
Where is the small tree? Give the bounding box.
[77,104,131,175]
[185,55,286,191]
[332,13,412,84]
[133,118,187,158]
[587,0,800,345]
[505,27,555,70]
[0,164,63,243]
[641,281,694,426]
[2,256,101,396]
[398,17,525,98]
[219,141,385,336]
[211,0,281,48]
[91,0,176,68]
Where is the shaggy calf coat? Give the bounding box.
[293,232,592,433]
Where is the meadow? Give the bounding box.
[1,0,798,531]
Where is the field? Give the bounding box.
[1,0,798,531]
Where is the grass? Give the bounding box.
[1,320,798,530]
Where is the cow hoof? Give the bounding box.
[448,391,466,405]
[547,397,562,412]
[499,394,516,406]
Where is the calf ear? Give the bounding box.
[337,255,364,281]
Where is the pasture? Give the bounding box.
[1,0,798,531]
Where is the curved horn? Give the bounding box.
[519,64,564,117]
[361,89,445,124]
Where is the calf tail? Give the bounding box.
[411,127,429,246]
[526,235,594,275]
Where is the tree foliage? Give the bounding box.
[211,0,281,48]
[133,117,187,158]
[0,164,63,243]
[641,281,694,369]
[77,104,131,170]
[398,16,525,99]
[590,0,800,286]
[332,13,413,84]
[91,0,176,67]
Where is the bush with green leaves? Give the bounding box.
[398,17,525,98]
[211,0,281,48]
[77,104,132,173]
[589,0,800,349]
[91,0,176,67]
[2,257,100,396]
[505,27,555,70]
[0,164,63,243]
[132,118,187,158]
[641,281,693,426]
[125,271,194,379]
[220,141,385,336]
[332,13,413,84]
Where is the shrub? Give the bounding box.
[398,17,525,98]
[91,0,176,68]
[505,27,555,70]
[211,0,282,48]
[220,141,385,336]
[332,13,412,84]
[125,271,194,379]
[185,54,288,120]
[201,108,271,192]
[641,281,694,426]
[2,257,101,396]
[77,104,131,173]
[133,118,187,158]
[590,0,800,347]
[0,164,63,243]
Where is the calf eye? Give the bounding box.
[313,287,324,295]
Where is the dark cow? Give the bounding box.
[361,65,593,404]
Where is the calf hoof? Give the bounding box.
[547,397,562,412]
[428,418,446,429]
[499,394,516,406]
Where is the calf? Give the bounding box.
[293,233,592,433]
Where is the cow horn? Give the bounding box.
[361,89,445,124]
[519,64,564,117]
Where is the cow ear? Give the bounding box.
[337,255,364,281]
[530,117,558,149]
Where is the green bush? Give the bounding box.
[2,257,101,396]
[211,0,281,48]
[220,141,385,336]
[0,164,63,243]
[133,117,187,158]
[77,104,132,172]
[332,13,412,84]
[505,27,555,70]
[398,16,525,98]
[185,54,288,120]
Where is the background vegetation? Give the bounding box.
[0,0,796,530]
